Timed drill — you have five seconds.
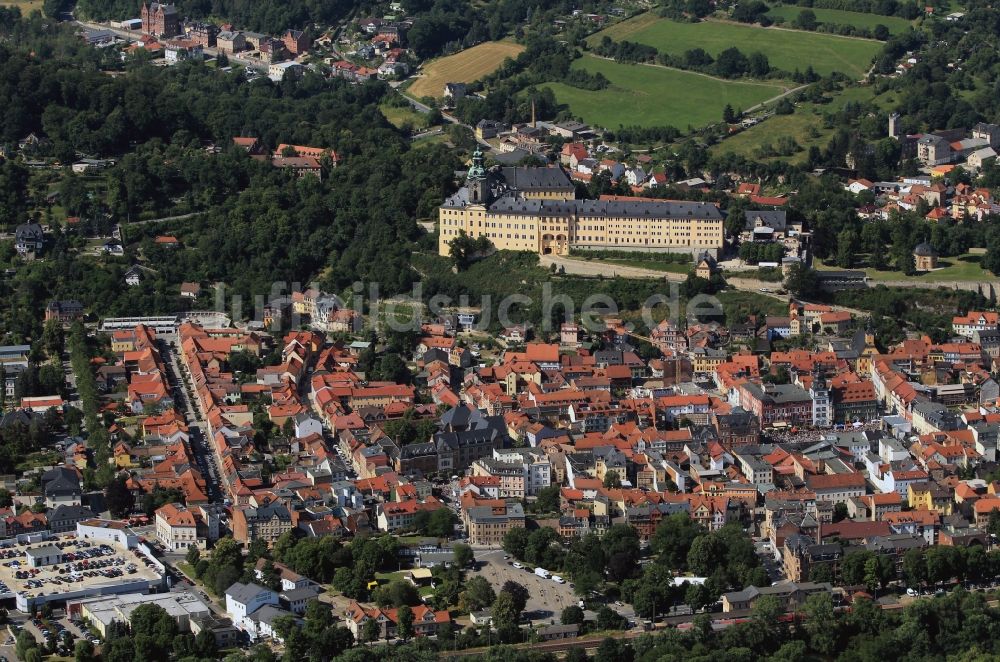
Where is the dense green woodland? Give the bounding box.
[73,0,359,34]
[68,0,625,59]
[0,10,460,343]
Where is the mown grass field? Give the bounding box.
[589,13,881,78]
[0,0,44,14]
[542,54,786,129]
[409,41,525,99]
[380,102,430,131]
[766,5,916,34]
[816,253,992,281]
[710,85,896,163]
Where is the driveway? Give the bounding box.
[540,254,680,281]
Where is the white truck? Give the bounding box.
[534,567,550,578]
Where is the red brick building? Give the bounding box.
[141,2,180,38]
[282,29,309,55]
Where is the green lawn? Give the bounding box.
[543,54,786,129]
[766,5,916,34]
[815,253,991,281]
[717,289,789,318]
[412,132,451,148]
[590,13,882,78]
[380,102,430,131]
[710,85,897,163]
[16,451,61,472]
[0,0,43,13]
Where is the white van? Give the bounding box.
[552,575,566,584]
[534,567,550,578]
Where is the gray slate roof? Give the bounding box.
[744,210,787,230]
[226,581,272,605]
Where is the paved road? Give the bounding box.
[541,253,783,297]
[402,94,435,115]
[743,85,808,114]
[160,341,226,503]
[540,254,684,281]
[60,352,81,412]
[411,128,444,141]
[164,567,229,617]
[398,90,494,148]
[754,539,784,584]
[540,254,870,315]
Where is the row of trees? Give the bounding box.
[783,0,923,19]
[593,36,775,80]
[773,9,894,40]
[224,587,1000,662]
[738,242,786,265]
[502,525,568,571]
[68,321,117,488]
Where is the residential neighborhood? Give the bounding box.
[5,0,1000,659]
[0,277,999,655]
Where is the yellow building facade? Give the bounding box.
[438,152,725,257]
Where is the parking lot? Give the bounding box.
[472,550,583,625]
[0,537,162,605]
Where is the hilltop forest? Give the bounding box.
[0,9,459,344]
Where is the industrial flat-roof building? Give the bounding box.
[69,591,213,636]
